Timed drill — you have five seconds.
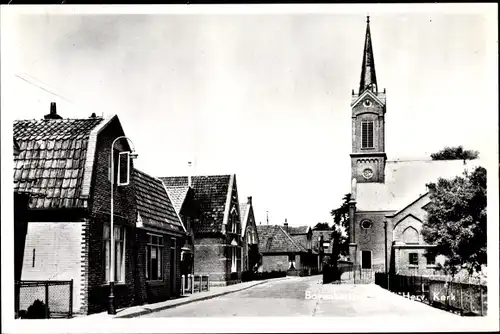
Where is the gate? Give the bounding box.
[15,280,73,319]
[338,264,384,284]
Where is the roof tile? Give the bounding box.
[133,169,184,234]
[256,225,306,254]
[13,117,104,209]
[160,175,232,234]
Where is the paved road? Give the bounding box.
[139,275,464,318]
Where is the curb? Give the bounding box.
[115,276,290,318]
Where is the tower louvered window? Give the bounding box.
[361,121,374,148]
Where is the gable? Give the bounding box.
[159,174,232,234]
[351,89,385,109]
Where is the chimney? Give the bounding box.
[284,219,288,232]
[187,161,192,187]
[247,196,252,205]
[44,102,62,120]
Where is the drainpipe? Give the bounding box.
[384,220,389,290]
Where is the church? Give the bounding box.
[347,17,481,278]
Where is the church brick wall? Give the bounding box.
[395,247,443,276]
[354,211,392,271]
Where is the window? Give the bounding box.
[103,224,126,283]
[288,254,296,270]
[409,252,419,266]
[425,252,436,266]
[361,220,372,229]
[361,251,372,269]
[146,234,164,280]
[361,121,374,148]
[231,216,237,234]
[231,247,237,273]
[322,242,330,249]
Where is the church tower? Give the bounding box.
[350,16,387,183]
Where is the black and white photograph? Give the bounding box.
[1,3,498,333]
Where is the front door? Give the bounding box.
[361,251,372,269]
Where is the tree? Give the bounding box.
[430,145,479,161]
[328,193,352,273]
[422,166,487,276]
[313,222,331,230]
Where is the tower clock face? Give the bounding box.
[363,99,372,107]
[362,168,373,179]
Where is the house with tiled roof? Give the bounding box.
[14,103,139,315]
[132,169,187,304]
[160,174,243,286]
[284,223,319,273]
[239,196,260,272]
[346,18,486,279]
[256,223,317,274]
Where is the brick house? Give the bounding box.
[132,169,186,304]
[160,174,243,286]
[239,196,260,272]
[347,18,483,279]
[14,103,138,315]
[256,224,315,274]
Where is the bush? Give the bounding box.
[24,299,48,319]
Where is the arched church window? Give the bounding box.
[361,121,374,149]
[403,226,419,244]
[361,220,372,229]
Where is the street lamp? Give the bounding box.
[108,136,137,315]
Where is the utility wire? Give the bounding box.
[15,74,74,104]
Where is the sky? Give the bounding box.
[2,5,498,228]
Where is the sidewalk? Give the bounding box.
[77,276,290,319]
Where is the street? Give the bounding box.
[139,276,463,318]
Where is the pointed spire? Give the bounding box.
[359,15,378,94]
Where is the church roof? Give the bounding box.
[359,16,378,94]
[355,159,483,212]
